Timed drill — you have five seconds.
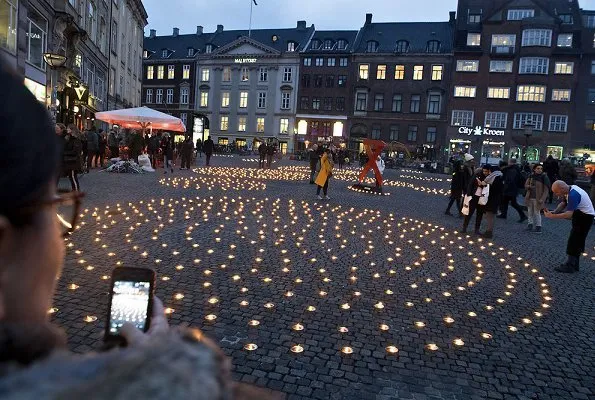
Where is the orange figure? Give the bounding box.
[358,139,386,188]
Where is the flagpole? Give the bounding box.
[249,0,253,38]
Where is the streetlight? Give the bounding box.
[43,53,67,123]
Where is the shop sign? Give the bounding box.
[458,126,505,137]
[234,58,257,64]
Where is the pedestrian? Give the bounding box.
[462,165,490,234]
[309,144,319,184]
[266,142,275,168]
[544,181,595,273]
[479,165,504,239]
[445,160,465,217]
[79,126,88,172]
[590,166,595,203]
[97,129,107,168]
[337,149,344,170]
[558,159,577,185]
[498,158,527,222]
[59,124,82,191]
[147,133,160,169]
[375,155,385,188]
[543,155,559,203]
[524,163,551,234]
[86,126,99,171]
[203,135,214,166]
[161,134,174,174]
[196,138,203,158]
[461,153,476,193]
[180,136,194,170]
[128,130,143,164]
[315,148,333,200]
[258,142,266,168]
[108,128,119,159]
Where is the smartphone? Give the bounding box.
[104,267,155,345]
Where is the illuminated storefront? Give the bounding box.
[24,78,47,104]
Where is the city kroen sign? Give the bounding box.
[458,126,505,137]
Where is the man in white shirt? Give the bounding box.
[545,181,595,273]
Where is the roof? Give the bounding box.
[353,22,454,54]
[143,33,216,60]
[304,30,359,53]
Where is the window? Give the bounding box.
[559,14,573,24]
[456,60,479,72]
[584,15,595,28]
[489,60,513,73]
[408,126,418,142]
[180,113,187,127]
[221,92,230,107]
[205,44,212,54]
[487,87,510,99]
[167,65,174,79]
[183,65,190,79]
[507,9,534,20]
[427,40,440,53]
[485,112,507,129]
[491,34,516,53]
[467,33,481,46]
[323,39,333,50]
[324,97,332,111]
[199,91,208,107]
[258,92,266,108]
[336,97,345,111]
[312,97,320,110]
[157,65,164,79]
[311,39,320,49]
[256,117,265,132]
[26,7,47,69]
[87,1,97,42]
[302,74,310,87]
[413,66,423,80]
[395,40,409,53]
[389,125,399,141]
[283,67,292,82]
[395,65,405,80]
[166,89,173,104]
[366,41,378,52]
[241,67,249,82]
[339,57,348,67]
[303,58,312,66]
[431,65,443,81]
[356,93,367,111]
[300,96,309,110]
[549,115,568,132]
[522,29,552,47]
[223,67,231,82]
[374,94,384,111]
[238,117,246,132]
[315,57,324,66]
[111,21,118,52]
[554,62,574,74]
[337,39,347,50]
[426,127,437,143]
[147,66,154,80]
[220,116,228,131]
[314,75,322,87]
[428,94,441,114]
[1,0,18,53]
[145,89,153,103]
[410,95,421,113]
[451,110,474,126]
[589,89,595,104]
[519,57,549,74]
[239,92,248,108]
[468,14,481,24]
[201,68,210,82]
[552,89,571,102]
[161,50,168,58]
[513,113,543,130]
[371,127,381,140]
[454,86,476,98]
[392,94,402,112]
[359,64,369,80]
[280,118,289,134]
[155,89,163,104]
[109,67,115,95]
[325,75,334,88]
[259,67,268,82]
[517,85,546,102]
[338,75,347,87]
[281,92,290,110]
[180,87,189,105]
[592,61,595,74]
[188,48,194,57]
[557,34,573,48]
[287,41,296,52]
[377,65,386,80]
[327,58,336,67]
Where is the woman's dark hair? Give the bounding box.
[533,163,543,171]
[482,164,491,170]
[0,61,60,216]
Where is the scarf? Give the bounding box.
[531,173,549,187]
[484,170,503,185]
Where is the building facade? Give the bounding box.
[576,9,595,159]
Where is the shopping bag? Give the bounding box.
[461,195,472,216]
[478,185,490,206]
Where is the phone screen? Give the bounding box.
[109,280,151,334]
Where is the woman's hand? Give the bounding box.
[120,296,170,346]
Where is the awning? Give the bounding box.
[95,106,186,132]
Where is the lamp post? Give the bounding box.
[523,124,534,165]
[43,53,67,124]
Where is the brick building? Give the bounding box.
[576,9,595,159]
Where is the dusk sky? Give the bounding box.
[143,0,595,36]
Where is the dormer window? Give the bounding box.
[323,39,333,50]
[427,40,441,53]
[559,14,573,24]
[287,41,296,52]
[395,40,409,53]
[507,9,534,20]
[311,39,320,50]
[188,48,195,57]
[205,44,212,54]
[337,39,347,50]
[366,40,378,53]
[468,13,481,24]
[143,50,148,59]
[161,49,168,58]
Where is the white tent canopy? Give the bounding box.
[95,106,186,132]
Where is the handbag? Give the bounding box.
[478,184,490,206]
[461,195,472,216]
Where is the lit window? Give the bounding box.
[221,92,230,107]
[220,116,228,130]
[517,85,546,102]
[201,68,210,82]
[454,86,476,98]
[395,65,405,79]
[168,65,174,79]
[451,110,474,126]
[522,29,552,47]
[507,9,534,20]
[513,113,543,130]
[359,64,369,80]
[557,33,573,47]
[257,117,265,132]
[239,92,248,108]
[487,87,510,99]
[1,0,18,53]
[485,112,508,129]
[431,65,443,81]
[551,89,571,102]
[519,57,549,74]
[489,60,513,73]
[548,115,568,132]
[238,117,246,132]
[200,91,208,107]
[280,118,289,134]
[491,34,516,53]
[413,65,423,80]
[183,65,190,79]
[467,33,481,46]
[287,41,296,52]
[147,65,154,79]
[456,60,479,72]
[157,65,164,79]
[554,62,574,74]
[376,65,386,80]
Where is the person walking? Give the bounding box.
[203,135,214,166]
[498,158,527,222]
[545,181,595,273]
[161,134,174,174]
[61,124,83,191]
[524,163,551,234]
[479,165,504,239]
[375,155,385,188]
[315,148,333,200]
[543,155,559,203]
[462,165,490,234]
[108,129,119,160]
[309,144,320,184]
[196,138,203,158]
[257,142,266,169]
[147,133,160,169]
[559,159,577,185]
[337,149,344,170]
[180,136,194,170]
[445,160,465,217]
[85,127,99,172]
[97,129,107,168]
[266,142,275,169]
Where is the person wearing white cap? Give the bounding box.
[461,154,476,192]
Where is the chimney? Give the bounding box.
[149,29,156,39]
[297,20,306,30]
[365,13,372,25]
[449,11,456,23]
[197,25,203,35]
[173,27,179,37]
[216,24,224,33]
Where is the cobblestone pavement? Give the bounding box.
[53,156,594,400]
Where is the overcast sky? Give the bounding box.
[143,0,595,36]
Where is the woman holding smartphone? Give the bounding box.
[462,165,490,234]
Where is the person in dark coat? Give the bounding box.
[85,126,99,171]
[196,139,203,158]
[462,165,490,235]
[180,136,194,170]
[161,134,174,173]
[97,129,107,168]
[543,155,559,203]
[258,143,266,169]
[202,136,214,166]
[559,159,577,185]
[128,130,144,164]
[498,158,527,222]
[445,160,465,216]
[309,144,320,184]
[461,154,476,194]
[147,133,160,169]
[108,129,119,159]
[61,124,83,191]
[266,142,275,168]
[479,165,504,239]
